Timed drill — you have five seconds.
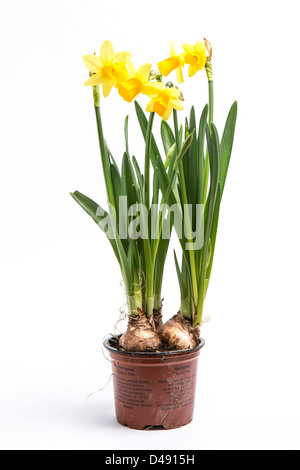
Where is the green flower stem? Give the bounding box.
[143,234,154,318]
[144,112,155,211]
[143,112,155,319]
[195,79,214,326]
[92,86,141,317]
[92,86,115,209]
[173,110,198,314]
[202,80,214,204]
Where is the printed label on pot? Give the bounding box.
[114,370,153,410]
[157,365,196,411]
[113,363,197,411]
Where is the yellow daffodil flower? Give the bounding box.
[83,40,130,97]
[182,41,207,77]
[157,42,184,84]
[116,61,152,103]
[143,83,184,121]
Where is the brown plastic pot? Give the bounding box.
[104,337,205,430]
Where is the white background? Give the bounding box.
[0,0,300,451]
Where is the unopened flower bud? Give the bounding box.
[204,38,212,62]
[175,86,184,101]
[149,70,163,82]
[165,81,174,88]
[204,38,213,81]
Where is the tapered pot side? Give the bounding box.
[104,337,205,430]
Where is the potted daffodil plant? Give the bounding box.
[71,39,237,430]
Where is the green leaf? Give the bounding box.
[165,143,176,170]
[206,184,221,281]
[152,167,159,206]
[174,131,195,170]
[132,156,144,198]
[134,101,161,166]
[161,120,175,156]
[134,101,176,205]
[121,152,139,207]
[153,236,170,296]
[110,164,122,221]
[179,124,184,147]
[124,115,129,155]
[174,250,186,299]
[197,105,208,205]
[188,106,198,224]
[70,190,120,263]
[94,107,115,208]
[220,101,238,198]
[196,124,220,322]
[105,142,120,177]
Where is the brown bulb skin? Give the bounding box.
[160,314,200,350]
[119,308,161,352]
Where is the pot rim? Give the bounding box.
[103,336,205,357]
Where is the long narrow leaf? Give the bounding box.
[206,184,221,281]
[197,105,208,205]
[134,101,161,166]
[161,120,175,156]
[110,164,122,221]
[132,156,144,199]
[70,190,120,263]
[174,250,186,299]
[124,115,129,155]
[220,101,238,197]
[196,124,220,323]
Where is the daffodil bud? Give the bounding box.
[204,38,212,62]
[185,125,189,140]
[175,86,184,102]
[165,81,174,88]
[204,38,213,82]
[149,70,163,82]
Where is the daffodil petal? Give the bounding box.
[142,82,163,98]
[100,40,114,64]
[146,99,156,113]
[170,42,177,58]
[112,62,129,81]
[116,78,141,102]
[162,104,172,121]
[176,66,184,84]
[169,99,184,111]
[178,53,185,66]
[195,41,206,53]
[102,78,115,97]
[124,57,136,77]
[188,63,198,77]
[114,51,131,62]
[137,63,152,82]
[158,57,180,77]
[84,72,104,86]
[183,43,194,54]
[183,52,193,65]
[167,87,180,98]
[82,54,102,73]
